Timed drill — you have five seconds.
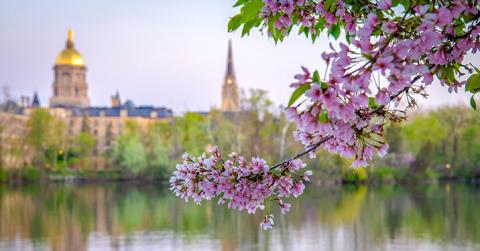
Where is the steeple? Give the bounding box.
[226,39,234,76]
[221,40,240,112]
[32,91,40,107]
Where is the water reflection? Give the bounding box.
[0,183,479,251]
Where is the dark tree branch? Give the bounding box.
[269,135,333,170]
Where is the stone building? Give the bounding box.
[0,30,242,169]
[0,30,173,169]
[0,106,31,169]
[221,40,240,112]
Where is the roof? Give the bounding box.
[0,100,24,114]
[55,29,85,66]
[49,99,173,119]
[85,101,173,118]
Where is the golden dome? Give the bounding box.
[55,29,85,66]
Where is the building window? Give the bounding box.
[54,87,58,96]
[75,88,80,96]
[62,72,71,82]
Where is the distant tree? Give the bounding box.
[104,122,115,168]
[105,122,114,148]
[238,89,280,160]
[72,132,96,169]
[113,121,147,176]
[433,106,471,168]
[385,123,403,154]
[402,115,447,155]
[172,112,209,156]
[27,108,65,168]
[206,109,238,154]
[0,121,3,168]
[148,121,174,172]
[81,114,90,133]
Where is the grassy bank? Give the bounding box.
[0,166,165,184]
[2,164,480,185]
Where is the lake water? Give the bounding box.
[0,183,479,251]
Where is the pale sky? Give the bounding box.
[0,0,473,112]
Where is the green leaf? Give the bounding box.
[470,95,477,110]
[228,14,243,32]
[446,66,455,83]
[329,24,341,40]
[241,19,257,36]
[454,23,465,36]
[312,70,320,83]
[320,82,329,91]
[318,112,329,123]
[314,18,326,32]
[368,97,378,109]
[362,53,373,61]
[241,0,263,20]
[233,0,248,7]
[228,0,263,33]
[466,74,480,93]
[288,84,311,107]
[324,0,335,11]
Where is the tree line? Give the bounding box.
[1,90,480,183]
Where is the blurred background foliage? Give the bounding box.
[2,89,480,183]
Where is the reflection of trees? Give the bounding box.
[0,184,479,250]
[407,185,434,224]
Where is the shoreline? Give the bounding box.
[1,174,480,188]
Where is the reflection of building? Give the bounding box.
[0,29,173,169]
[221,40,240,112]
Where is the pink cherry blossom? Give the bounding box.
[436,7,452,26]
[378,0,392,10]
[174,0,480,230]
[261,214,274,230]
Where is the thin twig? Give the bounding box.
[269,135,333,170]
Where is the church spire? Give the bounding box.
[226,39,235,76]
[221,40,239,112]
[32,91,40,107]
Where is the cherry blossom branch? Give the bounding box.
[171,0,480,231]
[272,74,422,172]
[269,135,334,170]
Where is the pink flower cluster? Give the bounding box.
[169,146,312,230]
[264,0,480,167]
[172,0,480,230]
